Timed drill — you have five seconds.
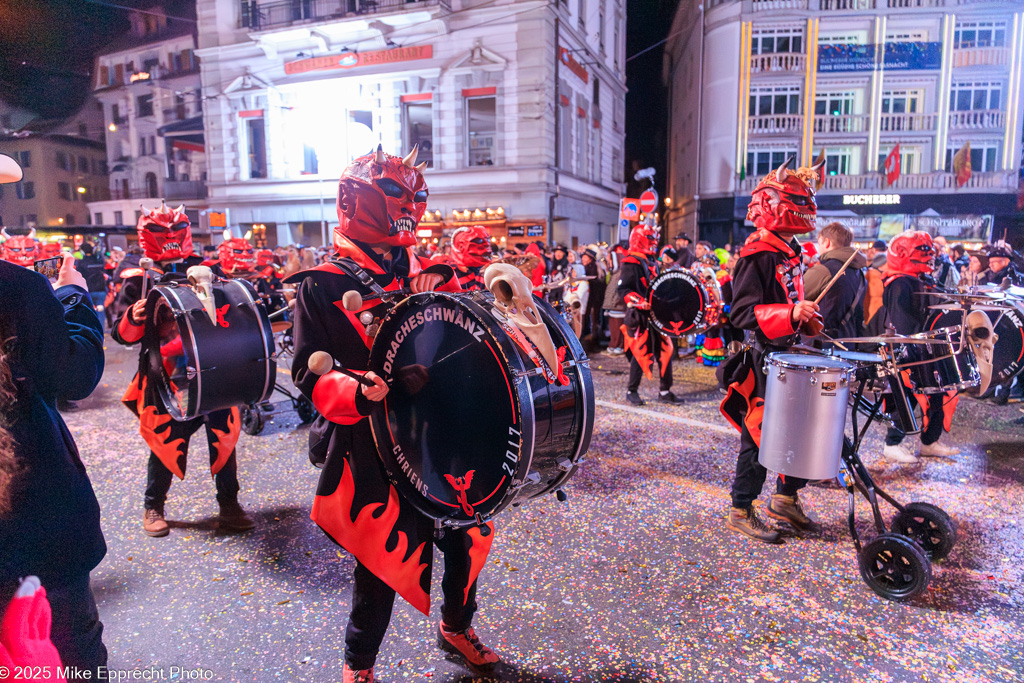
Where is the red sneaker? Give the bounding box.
[437,622,500,670]
[342,664,373,683]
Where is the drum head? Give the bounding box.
[929,304,1024,383]
[369,293,533,523]
[649,270,711,337]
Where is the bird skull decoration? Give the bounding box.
[965,311,997,395]
[484,263,560,372]
[186,265,218,326]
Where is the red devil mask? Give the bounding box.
[256,248,275,268]
[747,157,824,235]
[451,226,491,268]
[888,231,935,276]
[629,223,659,256]
[41,241,62,259]
[0,227,40,267]
[218,237,256,274]
[138,203,193,261]
[335,145,428,252]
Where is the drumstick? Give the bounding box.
[139,257,153,299]
[308,351,376,388]
[813,250,861,305]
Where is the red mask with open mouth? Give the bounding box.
[218,238,256,274]
[451,225,491,268]
[138,203,193,261]
[0,227,40,267]
[746,157,825,235]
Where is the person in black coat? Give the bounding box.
[0,253,108,677]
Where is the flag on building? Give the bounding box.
[813,148,826,190]
[953,142,972,187]
[884,143,901,187]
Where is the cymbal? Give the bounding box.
[928,303,1011,312]
[830,336,949,345]
[921,291,1009,302]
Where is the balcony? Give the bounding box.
[752,0,808,10]
[953,46,1010,68]
[164,180,208,201]
[240,0,449,30]
[878,112,937,132]
[817,0,941,7]
[750,53,806,74]
[948,109,1005,129]
[109,188,160,200]
[737,170,1016,194]
[748,114,803,135]
[819,0,875,9]
[813,114,869,134]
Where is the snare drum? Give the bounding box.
[367,290,595,527]
[144,278,276,420]
[896,327,979,395]
[759,354,854,481]
[648,268,723,338]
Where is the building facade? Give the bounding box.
[87,8,208,233]
[665,0,1024,247]
[194,0,626,248]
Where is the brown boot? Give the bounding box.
[725,506,781,544]
[766,494,820,533]
[218,500,255,532]
[143,508,169,537]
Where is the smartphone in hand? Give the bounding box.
[33,256,63,281]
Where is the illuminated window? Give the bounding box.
[403,101,433,168]
[465,96,496,167]
[877,145,920,174]
[951,81,1001,111]
[746,148,798,178]
[945,143,999,173]
[954,21,1006,49]
[751,27,803,55]
[246,117,267,179]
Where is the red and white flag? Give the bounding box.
[884,143,901,187]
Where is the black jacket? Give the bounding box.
[0,262,106,581]
[882,274,933,335]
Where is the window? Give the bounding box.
[611,148,622,183]
[143,57,159,73]
[114,210,123,224]
[746,148,798,178]
[137,94,154,117]
[818,31,867,45]
[99,66,109,85]
[145,172,158,197]
[954,21,1006,48]
[65,213,75,225]
[78,123,88,137]
[94,212,103,224]
[749,85,801,116]
[302,145,318,175]
[55,151,70,170]
[78,155,89,172]
[246,117,267,178]
[886,31,927,42]
[575,102,588,176]
[951,82,1001,111]
[403,101,434,169]
[139,137,147,155]
[877,145,921,174]
[15,182,34,199]
[945,143,999,173]
[614,13,621,69]
[58,182,71,200]
[822,146,861,176]
[815,91,855,116]
[881,89,920,114]
[577,0,585,29]
[18,151,30,168]
[751,27,804,55]
[149,136,156,155]
[465,96,496,167]
[599,10,605,54]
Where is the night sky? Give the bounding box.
[2,0,678,176]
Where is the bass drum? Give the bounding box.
[648,268,723,338]
[144,278,276,420]
[367,291,595,527]
[928,298,1024,384]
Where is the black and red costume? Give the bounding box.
[720,160,823,511]
[289,147,496,675]
[111,205,243,519]
[618,224,674,396]
[881,231,953,446]
[449,225,491,291]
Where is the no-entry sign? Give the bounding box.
[639,190,658,213]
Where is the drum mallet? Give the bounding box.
[308,350,376,388]
[342,288,411,312]
[813,250,862,305]
[139,257,154,299]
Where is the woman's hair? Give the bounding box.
[0,321,22,517]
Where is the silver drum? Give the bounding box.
[758,353,854,481]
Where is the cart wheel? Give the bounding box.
[241,405,265,436]
[858,533,931,601]
[891,502,957,561]
[295,397,316,424]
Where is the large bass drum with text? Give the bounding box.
[928,298,1024,385]
[367,291,594,528]
[144,278,276,420]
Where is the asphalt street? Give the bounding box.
[63,340,1024,682]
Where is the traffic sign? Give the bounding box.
[620,198,640,221]
[639,190,659,213]
[618,218,631,241]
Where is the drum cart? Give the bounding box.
[829,345,959,602]
[240,317,317,435]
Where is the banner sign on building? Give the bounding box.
[559,47,589,84]
[817,42,942,73]
[908,214,993,241]
[814,214,993,242]
[285,45,433,75]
